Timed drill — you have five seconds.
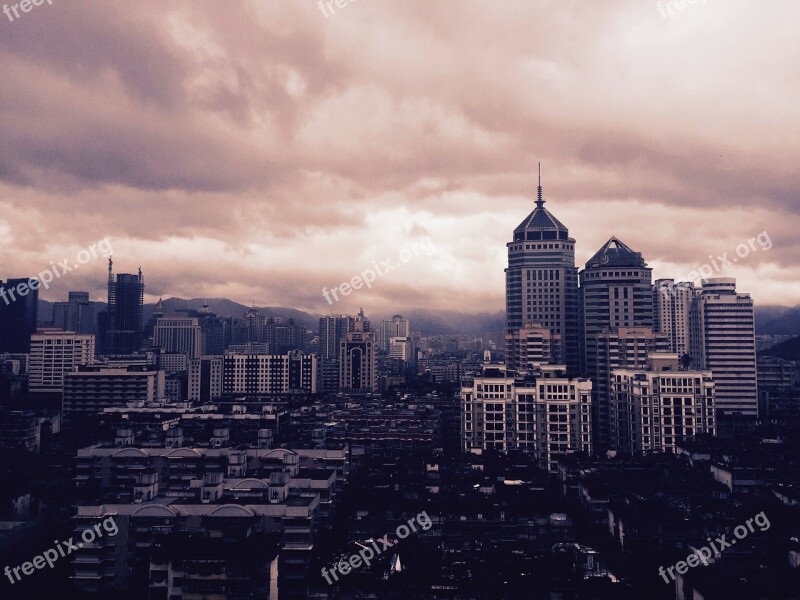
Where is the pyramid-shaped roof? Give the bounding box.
[586,237,647,269]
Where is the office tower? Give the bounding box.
[505,170,579,372]
[653,279,695,356]
[99,260,144,355]
[504,322,561,371]
[339,317,377,393]
[379,315,410,351]
[461,364,592,472]
[153,317,202,359]
[0,278,39,353]
[52,291,96,334]
[612,354,715,454]
[689,277,757,417]
[29,328,96,392]
[62,365,165,419]
[579,237,653,450]
[319,315,357,360]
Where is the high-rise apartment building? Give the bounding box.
[461,364,592,472]
[653,279,695,356]
[689,278,757,417]
[611,354,715,454]
[0,278,39,353]
[579,237,654,449]
[29,329,96,392]
[379,315,410,352]
[505,172,579,372]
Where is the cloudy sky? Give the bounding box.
[1,0,799,315]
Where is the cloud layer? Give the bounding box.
[1,0,798,314]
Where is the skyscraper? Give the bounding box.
[689,277,757,417]
[579,237,654,449]
[505,169,579,372]
[379,315,410,352]
[0,278,39,353]
[99,260,144,355]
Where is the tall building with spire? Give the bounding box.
[505,166,579,373]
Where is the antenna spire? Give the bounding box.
[536,162,544,207]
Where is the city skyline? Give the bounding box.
[2,1,798,313]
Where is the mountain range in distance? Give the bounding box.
[36,297,505,338]
[35,297,800,338]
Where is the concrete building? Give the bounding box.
[52,291,96,335]
[580,237,654,449]
[653,279,695,356]
[689,278,757,417]
[339,318,377,393]
[611,354,716,453]
[63,365,165,419]
[505,171,579,372]
[461,364,592,472]
[505,322,561,370]
[379,314,410,351]
[188,351,317,401]
[153,317,202,360]
[28,329,96,392]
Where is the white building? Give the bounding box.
[653,279,695,356]
[29,329,95,392]
[689,278,757,417]
[153,317,202,360]
[461,364,592,472]
[63,366,165,419]
[612,354,715,454]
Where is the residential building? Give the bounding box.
[28,328,96,392]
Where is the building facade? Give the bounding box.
[689,278,757,417]
[505,176,579,373]
[29,329,96,392]
[461,364,592,472]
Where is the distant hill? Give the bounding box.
[761,336,800,361]
[755,305,800,336]
[148,298,319,330]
